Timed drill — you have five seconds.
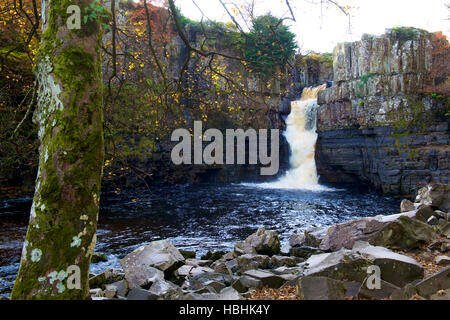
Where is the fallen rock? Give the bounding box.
[289,234,305,247]
[121,264,164,289]
[179,250,196,259]
[107,280,129,298]
[236,254,271,272]
[401,199,415,213]
[148,279,183,299]
[353,241,424,287]
[232,276,263,292]
[427,216,439,226]
[369,216,436,250]
[303,249,371,283]
[358,279,400,300]
[434,210,449,221]
[186,272,233,291]
[438,222,450,237]
[415,184,450,212]
[126,288,158,300]
[176,265,215,278]
[270,255,304,268]
[289,246,324,259]
[296,276,347,300]
[185,287,243,300]
[430,289,450,300]
[91,252,108,263]
[89,268,125,289]
[243,269,286,289]
[234,228,280,256]
[304,227,329,248]
[435,256,450,266]
[415,205,435,222]
[121,240,185,278]
[201,251,226,261]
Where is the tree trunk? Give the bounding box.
[11,0,104,300]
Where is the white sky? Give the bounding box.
[174,0,450,53]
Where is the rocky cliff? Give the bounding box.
[316,28,449,196]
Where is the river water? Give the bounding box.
[0,183,399,297]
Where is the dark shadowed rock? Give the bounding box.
[296,276,347,300]
[369,216,436,250]
[236,254,271,272]
[353,241,424,287]
[126,288,159,300]
[415,205,435,222]
[289,246,324,258]
[243,269,286,289]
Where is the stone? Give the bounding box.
[270,255,304,268]
[121,264,164,290]
[89,288,103,298]
[427,215,439,226]
[296,276,347,300]
[176,265,215,278]
[439,222,450,237]
[201,251,226,261]
[304,227,328,248]
[91,252,108,263]
[289,233,305,247]
[107,280,129,298]
[358,279,400,300]
[185,287,243,300]
[413,267,450,298]
[303,248,371,283]
[353,241,424,287]
[415,205,435,222]
[103,285,118,299]
[317,211,417,251]
[121,240,185,277]
[369,216,436,250]
[435,256,450,266]
[236,254,271,272]
[179,250,196,259]
[185,259,210,267]
[289,246,324,258]
[232,275,263,292]
[187,272,233,291]
[204,280,226,293]
[234,228,280,256]
[148,279,183,299]
[434,210,449,221]
[415,184,450,212]
[126,288,158,300]
[210,261,233,275]
[430,289,450,300]
[89,268,125,289]
[401,199,415,213]
[243,269,286,289]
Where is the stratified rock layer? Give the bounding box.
[316,29,449,196]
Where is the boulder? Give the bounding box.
[296,276,347,300]
[304,227,328,248]
[289,234,305,247]
[415,184,450,212]
[201,251,226,261]
[121,240,185,278]
[427,216,439,226]
[186,272,233,291]
[435,256,450,266]
[243,269,286,289]
[236,254,271,272]
[400,199,415,213]
[415,205,435,222]
[148,279,183,300]
[107,280,129,298]
[434,210,449,221]
[303,248,371,283]
[121,264,164,289]
[89,268,125,289]
[358,279,400,300]
[126,288,159,300]
[234,228,280,256]
[211,259,237,275]
[289,246,324,259]
[369,216,436,250]
[270,255,304,268]
[185,287,243,300]
[232,276,263,292]
[391,267,450,299]
[353,241,424,287]
[438,222,450,237]
[314,211,417,251]
[91,252,108,263]
[176,265,215,278]
[430,289,450,300]
[179,250,196,259]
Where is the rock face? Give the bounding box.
[316,28,449,196]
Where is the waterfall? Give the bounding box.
[253,84,329,190]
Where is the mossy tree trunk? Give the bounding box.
[11,0,104,300]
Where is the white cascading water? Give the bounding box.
[256,84,329,190]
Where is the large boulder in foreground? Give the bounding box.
[296,276,347,300]
[121,240,185,280]
[352,241,424,287]
[369,216,436,250]
[234,227,280,256]
[415,184,450,212]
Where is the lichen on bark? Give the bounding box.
[11,0,105,300]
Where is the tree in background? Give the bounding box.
[11,0,105,299]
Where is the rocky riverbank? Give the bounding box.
[81,183,450,301]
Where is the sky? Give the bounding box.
[173,0,450,53]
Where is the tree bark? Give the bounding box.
[11,0,104,300]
